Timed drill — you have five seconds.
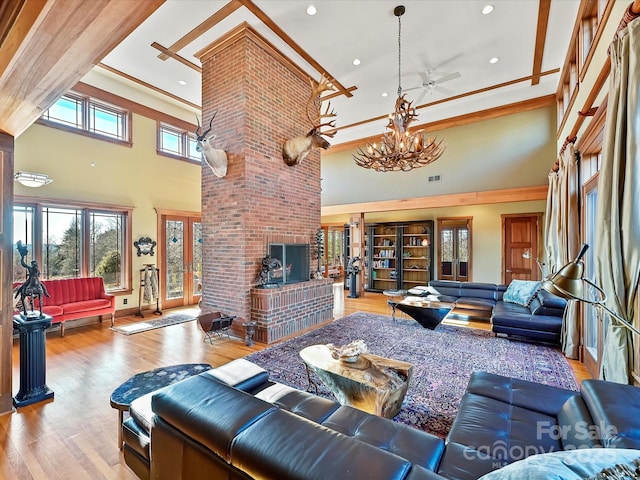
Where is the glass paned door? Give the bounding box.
[161,215,202,309]
[438,218,471,282]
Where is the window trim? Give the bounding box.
[14,195,133,294]
[157,120,202,164]
[38,92,133,146]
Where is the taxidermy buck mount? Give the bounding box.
[195,111,228,178]
[282,75,337,166]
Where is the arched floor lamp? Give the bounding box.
[541,243,640,337]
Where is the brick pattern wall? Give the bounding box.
[199,26,328,340]
[250,279,333,343]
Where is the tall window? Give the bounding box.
[158,123,200,162]
[583,176,601,365]
[13,202,131,291]
[41,92,130,142]
[13,205,35,282]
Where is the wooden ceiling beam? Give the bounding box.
[531,0,551,85]
[0,0,165,137]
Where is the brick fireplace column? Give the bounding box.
[196,24,332,342]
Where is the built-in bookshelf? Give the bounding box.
[364,221,434,292]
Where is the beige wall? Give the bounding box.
[14,113,201,310]
[321,105,556,206]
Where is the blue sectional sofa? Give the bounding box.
[424,280,567,344]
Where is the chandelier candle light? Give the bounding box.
[354,5,445,172]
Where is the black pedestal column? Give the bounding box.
[13,314,54,408]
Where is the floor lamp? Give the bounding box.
[541,243,640,337]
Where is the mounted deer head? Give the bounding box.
[196,111,228,178]
[282,75,337,166]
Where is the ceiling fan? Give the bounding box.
[403,70,461,104]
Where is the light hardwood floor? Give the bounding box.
[0,284,591,479]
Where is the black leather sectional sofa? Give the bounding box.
[122,359,640,480]
[424,280,567,344]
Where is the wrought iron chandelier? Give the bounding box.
[354,5,446,172]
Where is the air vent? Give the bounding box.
[427,174,442,183]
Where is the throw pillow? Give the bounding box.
[503,279,540,307]
[478,449,640,480]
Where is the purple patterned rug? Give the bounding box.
[245,312,578,438]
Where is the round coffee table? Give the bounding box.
[110,363,211,448]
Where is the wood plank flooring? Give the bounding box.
[0,284,591,479]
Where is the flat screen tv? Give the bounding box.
[268,243,310,285]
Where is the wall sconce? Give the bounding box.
[14,171,53,187]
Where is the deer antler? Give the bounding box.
[306,75,337,137]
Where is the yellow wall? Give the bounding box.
[321,105,556,205]
[14,114,201,309]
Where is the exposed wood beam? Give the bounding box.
[97,63,201,111]
[157,0,242,60]
[321,186,548,217]
[0,0,165,137]
[151,42,201,72]
[237,0,353,98]
[337,69,560,133]
[330,95,556,154]
[531,0,551,85]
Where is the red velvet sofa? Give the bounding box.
[13,277,116,336]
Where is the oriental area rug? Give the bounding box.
[245,312,579,438]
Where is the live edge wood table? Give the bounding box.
[299,345,413,419]
[388,296,454,330]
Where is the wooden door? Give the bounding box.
[502,213,542,284]
[160,214,202,309]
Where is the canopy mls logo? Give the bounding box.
[427,174,442,183]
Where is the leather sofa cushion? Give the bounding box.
[492,301,530,316]
[61,299,112,314]
[231,408,413,480]
[465,372,578,416]
[152,374,276,462]
[556,395,601,449]
[429,281,462,297]
[436,442,505,480]
[406,465,449,480]
[264,386,341,423]
[447,392,563,462]
[581,379,640,449]
[491,313,563,334]
[529,290,567,316]
[322,405,445,471]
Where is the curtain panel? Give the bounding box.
[544,145,581,359]
[595,18,640,384]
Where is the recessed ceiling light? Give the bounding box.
[481,5,494,15]
[306,5,317,16]
[381,92,389,98]
[178,80,187,86]
[352,58,361,66]
[489,57,500,64]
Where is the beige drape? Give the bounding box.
[596,18,640,384]
[545,145,581,359]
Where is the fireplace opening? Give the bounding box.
[268,243,310,285]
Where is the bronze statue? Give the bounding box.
[14,240,50,318]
